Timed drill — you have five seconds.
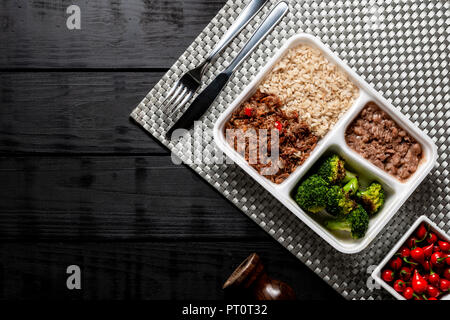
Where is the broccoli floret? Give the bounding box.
[318,154,358,186]
[357,182,385,215]
[295,174,329,213]
[325,204,369,239]
[326,185,357,216]
[318,155,346,184]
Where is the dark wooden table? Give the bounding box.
[0,0,342,300]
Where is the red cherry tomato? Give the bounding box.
[429,272,440,286]
[412,269,428,294]
[440,279,450,292]
[244,107,253,117]
[389,257,402,271]
[431,252,446,267]
[399,246,410,258]
[399,267,412,281]
[411,247,424,262]
[443,268,450,281]
[427,232,438,244]
[438,241,450,252]
[426,285,440,298]
[381,269,395,283]
[416,223,428,240]
[274,121,282,132]
[422,260,430,272]
[393,279,406,293]
[403,287,414,300]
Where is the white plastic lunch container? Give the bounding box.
[213,33,438,254]
[372,216,450,300]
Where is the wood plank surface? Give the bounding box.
[0,155,263,240]
[0,241,343,300]
[0,72,166,154]
[0,0,227,69]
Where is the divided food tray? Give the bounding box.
[214,33,438,254]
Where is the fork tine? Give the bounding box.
[161,80,180,104]
[162,82,184,110]
[167,86,188,113]
[178,91,194,110]
[169,90,193,115]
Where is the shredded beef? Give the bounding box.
[224,90,318,184]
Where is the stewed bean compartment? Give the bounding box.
[345,102,424,181]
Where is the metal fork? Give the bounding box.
[162,0,268,114]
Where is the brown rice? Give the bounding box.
[259,44,359,137]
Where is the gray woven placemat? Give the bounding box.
[131,0,449,300]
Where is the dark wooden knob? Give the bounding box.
[223,253,296,300]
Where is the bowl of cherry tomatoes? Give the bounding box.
[372,215,450,300]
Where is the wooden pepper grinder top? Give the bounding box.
[223,253,296,300]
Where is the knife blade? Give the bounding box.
[166,1,289,138]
